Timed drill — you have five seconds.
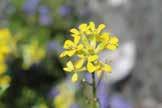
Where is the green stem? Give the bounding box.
[92,73,97,108]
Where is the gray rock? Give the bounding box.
[83,0,162,107]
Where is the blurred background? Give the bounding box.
[0,0,162,108]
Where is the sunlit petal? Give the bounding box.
[66,50,76,57]
[109,36,119,44]
[64,40,74,49]
[75,58,84,69]
[89,21,95,31]
[102,64,112,72]
[59,51,67,58]
[106,44,117,50]
[88,55,98,62]
[63,61,74,72]
[87,62,96,73]
[72,73,78,82]
[74,35,80,45]
[96,24,106,34]
[70,28,80,35]
[79,24,88,31]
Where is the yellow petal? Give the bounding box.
[72,73,78,82]
[96,24,106,34]
[59,51,68,58]
[0,75,11,85]
[89,22,95,31]
[66,50,76,57]
[66,61,74,68]
[74,35,80,45]
[75,58,84,69]
[95,43,105,53]
[77,44,83,51]
[106,44,117,50]
[87,62,96,73]
[103,64,112,72]
[109,36,119,44]
[0,45,10,54]
[0,63,7,75]
[64,40,74,49]
[100,33,110,42]
[96,64,101,70]
[0,28,11,40]
[88,55,98,62]
[63,61,74,72]
[63,67,71,72]
[79,24,88,31]
[82,35,89,47]
[0,55,5,62]
[90,35,96,48]
[70,28,80,35]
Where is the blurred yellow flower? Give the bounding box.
[0,75,11,94]
[0,75,11,85]
[0,63,7,75]
[0,28,13,93]
[0,28,11,42]
[54,82,75,108]
[0,28,12,74]
[60,22,119,82]
[63,59,84,82]
[22,40,46,69]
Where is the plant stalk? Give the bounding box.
[92,73,97,108]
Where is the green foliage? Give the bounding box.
[0,0,92,107]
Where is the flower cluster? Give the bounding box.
[0,28,11,87]
[60,22,119,82]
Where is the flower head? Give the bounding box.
[0,28,12,74]
[0,28,12,92]
[60,22,119,82]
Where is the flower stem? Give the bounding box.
[92,73,97,108]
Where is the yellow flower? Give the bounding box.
[70,23,89,35]
[87,62,97,73]
[89,22,106,34]
[88,55,98,62]
[0,28,12,74]
[86,55,99,73]
[63,59,84,82]
[60,35,83,58]
[71,73,78,82]
[106,36,119,50]
[0,75,11,85]
[63,61,74,72]
[0,28,13,93]
[0,28,11,41]
[96,62,112,73]
[22,40,46,69]
[0,28,12,55]
[60,22,119,82]
[0,63,7,75]
[0,45,10,55]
